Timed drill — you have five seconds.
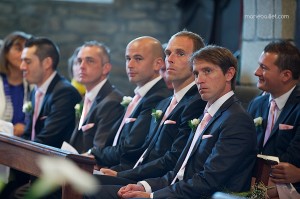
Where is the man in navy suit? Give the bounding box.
[247,40,300,195]
[5,37,82,199]
[69,41,124,153]
[88,36,171,168]
[20,37,81,148]
[98,30,207,184]
[85,46,257,199]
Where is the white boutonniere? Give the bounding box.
[189,118,200,132]
[120,96,133,107]
[151,109,163,122]
[22,101,33,114]
[74,103,83,118]
[254,117,263,127]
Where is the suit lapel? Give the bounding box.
[39,73,61,118]
[83,81,113,125]
[190,95,237,157]
[268,86,300,141]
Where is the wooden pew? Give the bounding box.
[0,132,96,199]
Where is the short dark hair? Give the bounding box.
[172,29,205,52]
[25,37,60,70]
[190,45,238,90]
[263,40,300,80]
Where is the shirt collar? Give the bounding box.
[36,71,57,94]
[85,78,107,102]
[173,81,195,103]
[134,76,162,98]
[270,85,296,111]
[207,90,234,117]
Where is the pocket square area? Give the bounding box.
[202,134,213,139]
[164,120,176,125]
[125,118,136,123]
[81,123,95,132]
[279,124,294,130]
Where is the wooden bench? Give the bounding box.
[0,132,96,199]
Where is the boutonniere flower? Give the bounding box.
[120,96,133,107]
[74,103,83,118]
[189,118,200,132]
[151,109,163,122]
[254,117,263,127]
[22,101,33,114]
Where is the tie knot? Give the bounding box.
[270,99,278,110]
[170,96,177,106]
[131,93,141,104]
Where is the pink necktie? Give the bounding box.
[171,111,212,184]
[31,90,43,140]
[134,96,178,168]
[160,96,177,125]
[78,97,92,130]
[263,99,278,146]
[112,93,141,146]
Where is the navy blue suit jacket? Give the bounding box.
[146,95,257,198]
[23,73,81,148]
[248,85,300,192]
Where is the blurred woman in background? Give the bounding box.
[0,31,32,136]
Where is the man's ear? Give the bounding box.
[102,62,112,76]
[42,57,53,70]
[225,66,236,82]
[280,69,293,83]
[154,57,164,72]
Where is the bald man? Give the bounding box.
[89,36,171,168]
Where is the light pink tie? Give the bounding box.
[78,97,92,130]
[31,90,43,140]
[160,96,177,125]
[171,111,212,184]
[263,99,278,146]
[112,93,141,146]
[134,96,178,168]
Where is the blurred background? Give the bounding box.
[0,0,298,95]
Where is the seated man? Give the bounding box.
[69,41,124,153]
[98,30,206,184]
[87,36,171,168]
[85,45,257,199]
[247,40,300,196]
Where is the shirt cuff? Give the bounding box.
[137,181,152,193]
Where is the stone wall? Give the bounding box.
[241,0,296,85]
[0,0,179,95]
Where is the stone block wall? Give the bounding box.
[241,0,296,85]
[0,0,179,95]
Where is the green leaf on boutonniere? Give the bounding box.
[74,103,83,119]
[151,109,163,122]
[188,118,200,132]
